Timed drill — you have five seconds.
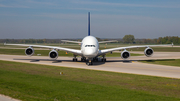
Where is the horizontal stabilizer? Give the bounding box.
[61,40,82,44]
[99,40,117,43]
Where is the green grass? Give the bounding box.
[0,48,142,57]
[0,60,180,101]
[142,59,180,67]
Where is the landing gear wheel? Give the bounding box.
[73,58,77,62]
[86,60,93,66]
[86,62,93,66]
[86,62,90,66]
[93,57,98,62]
[81,57,86,62]
[101,58,106,62]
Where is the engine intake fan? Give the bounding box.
[25,47,34,56]
[49,50,58,59]
[144,48,153,57]
[121,50,130,59]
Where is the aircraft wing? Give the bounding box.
[4,43,82,56]
[61,40,82,44]
[98,40,117,43]
[98,43,173,55]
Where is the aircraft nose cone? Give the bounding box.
[84,48,97,58]
[86,49,95,55]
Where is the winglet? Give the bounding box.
[4,42,6,45]
[88,12,90,36]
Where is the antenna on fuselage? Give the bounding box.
[88,12,90,36]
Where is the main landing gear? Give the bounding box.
[73,58,77,62]
[101,58,106,62]
[101,55,106,62]
[93,57,98,62]
[72,55,78,62]
[72,56,106,66]
[81,57,86,62]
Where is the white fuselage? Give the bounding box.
[81,36,99,59]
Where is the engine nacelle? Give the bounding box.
[25,47,34,56]
[144,48,153,57]
[121,50,130,59]
[49,50,58,59]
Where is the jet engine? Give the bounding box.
[121,50,130,59]
[25,47,34,56]
[144,47,153,57]
[49,50,58,59]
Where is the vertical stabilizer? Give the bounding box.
[88,12,90,36]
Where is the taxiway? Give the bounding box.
[0,52,180,79]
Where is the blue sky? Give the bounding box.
[0,0,180,39]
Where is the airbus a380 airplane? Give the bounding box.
[5,12,173,65]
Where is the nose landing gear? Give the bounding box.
[86,60,93,66]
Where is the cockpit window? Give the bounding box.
[85,45,95,47]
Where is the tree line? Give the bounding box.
[123,35,180,44]
[0,35,180,44]
[0,39,62,44]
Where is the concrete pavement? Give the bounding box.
[0,52,180,79]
